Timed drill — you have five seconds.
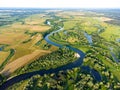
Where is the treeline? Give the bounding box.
[9,65,120,90]
[15,47,77,75]
[0,49,15,70]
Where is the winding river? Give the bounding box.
[0,24,101,90]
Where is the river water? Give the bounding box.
[84,32,93,45]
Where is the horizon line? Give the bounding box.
[0,7,120,9]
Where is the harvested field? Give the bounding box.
[0,50,51,76]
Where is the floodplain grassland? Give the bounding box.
[47,10,120,89]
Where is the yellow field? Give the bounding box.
[94,17,113,22]
[8,34,42,61]
[0,32,29,45]
[29,25,50,32]
[0,13,56,75]
[0,51,10,64]
[24,14,47,25]
[0,50,51,76]
[56,11,84,18]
